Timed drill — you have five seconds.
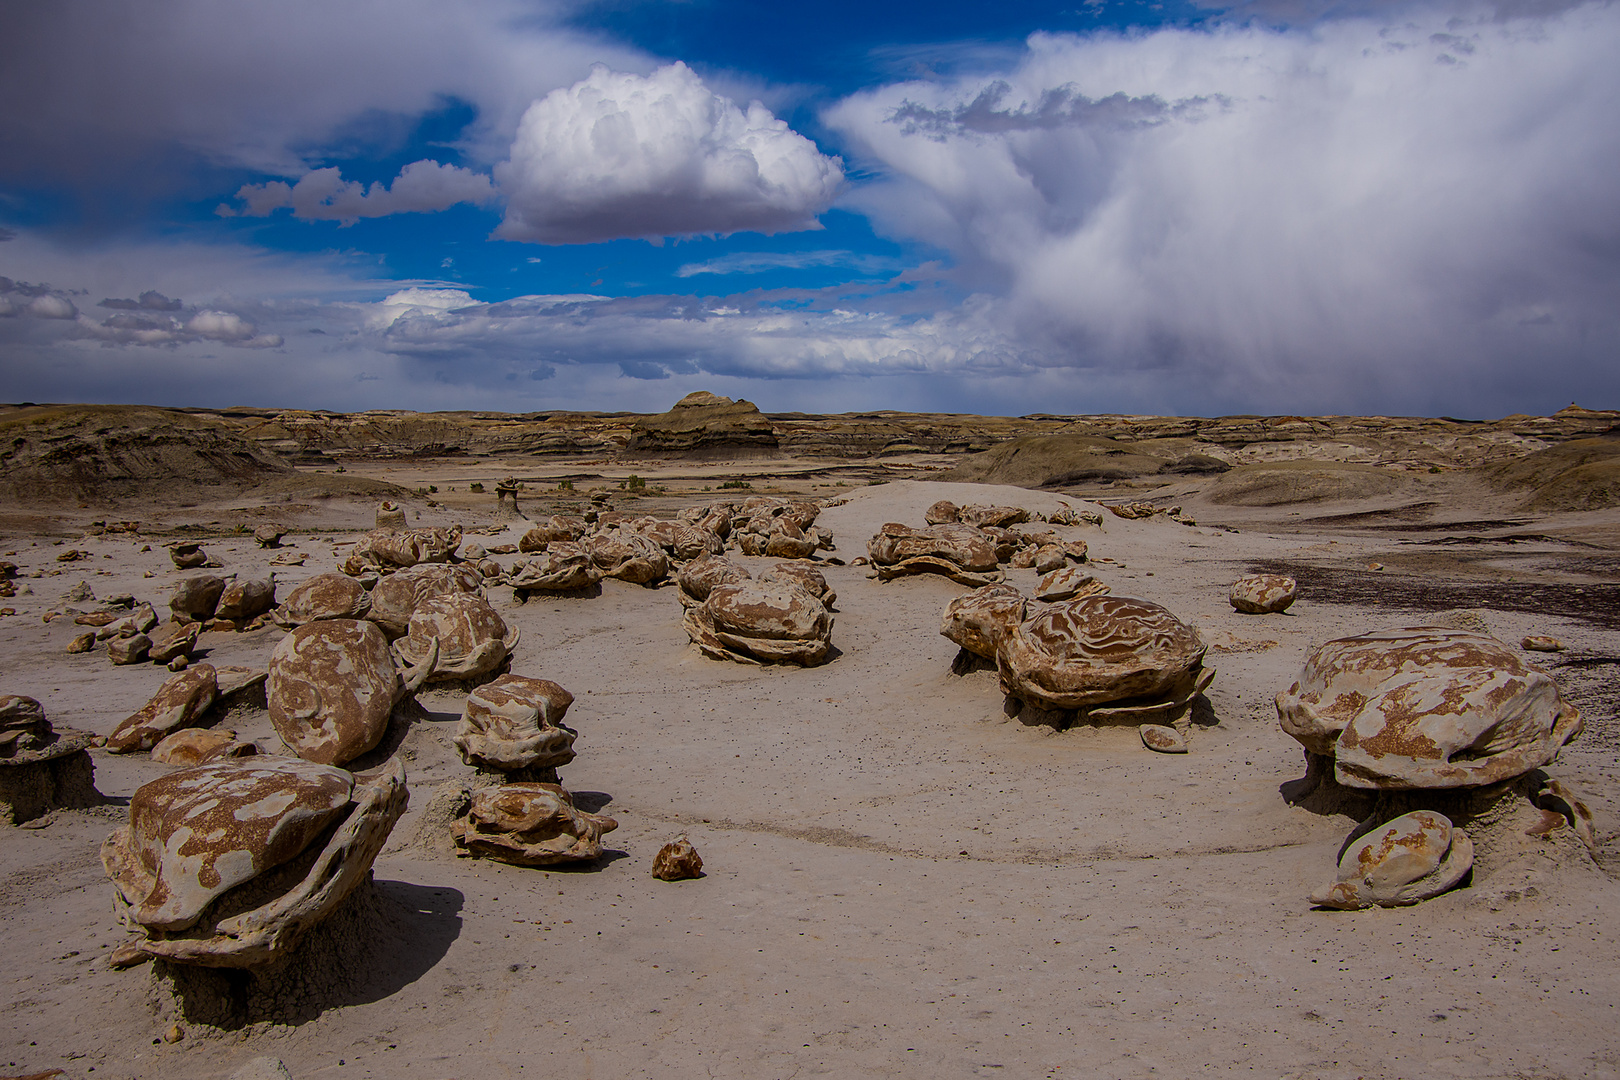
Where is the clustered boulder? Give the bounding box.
[681,560,835,666]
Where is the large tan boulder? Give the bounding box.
[216,576,277,622]
[867,523,1003,586]
[683,580,833,666]
[453,675,577,773]
[107,665,218,753]
[268,620,436,766]
[1229,574,1297,614]
[518,515,588,553]
[352,526,462,569]
[1276,627,1582,789]
[1309,810,1474,910]
[366,563,483,639]
[675,555,751,609]
[393,594,517,683]
[583,529,669,585]
[940,584,1028,660]
[102,757,407,967]
[997,595,1211,719]
[508,543,602,592]
[452,783,617,866]
[272,573,371,629]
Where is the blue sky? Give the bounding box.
[2,0,1617,418]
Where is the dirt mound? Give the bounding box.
[1205,461,1406,505]
[0,404,292,504]
[934,434,1172,487]
[1483,432,1620,511]
[626,392,778,457]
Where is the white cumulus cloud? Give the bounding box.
[495,63,845,244]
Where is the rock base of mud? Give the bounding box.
[0,749,102,825]
[148,875,406,1028]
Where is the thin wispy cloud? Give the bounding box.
[675,250,906,277]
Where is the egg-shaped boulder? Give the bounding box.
[941,583,1028,661]
[675,554,751,609]
[272,573,371,629]
[269,620,436,765]
[393,593,518,683]
[868,523,1003,586]
[366,562,483,639]
[1309,810,1474,910]
[508,543,603,593]
[453,675,577,773]
[101,757,407,967]
[1276,627,1582,789]
[683,580,833,666]
[1229,574,1298,614]
[583,529,669,585]
[997,595,1210,717]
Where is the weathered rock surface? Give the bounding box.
[684,580,834,666]
[453,675,577,773]
[1276,627,1582,789]
[584,529,669,585]
[272,573,372,628]
[1,696,101,824]
[107,665,218,753]
[269,620,435,765]
[452,782,617,865]
[652,837,704,881]
[216,576,277,622]
[366,562,483,639]
[394,593,517,683]
[150,728,256,766]
[518,515,588,552]
[508,543,602,593]
[352,526,462,570]
[758,563,835,609]
[108,633,152,665]
[675,554,752,609]
[868,523,1003,586]
[1310,810,1474,910]
[941,584,1028,661]
[1035,566,1109,603]
[997,595,1211,720]
[147,619,200,664]
[102,757,407,967]
[169,575,227,622]
[1229,574,1298,614]
[1140,724,1187,753]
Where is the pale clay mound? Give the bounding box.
[0,479,1617,1079]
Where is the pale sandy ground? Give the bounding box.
[2,479,1617,1080]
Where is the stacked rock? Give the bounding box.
[449,675,617,866]
[0,695,101,825]
[1277,626,1588,909]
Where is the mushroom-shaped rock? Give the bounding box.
[107,665,218,753]
[452,783,617,866]
[252,525,284,548]
[1,696,101,825]
[1229,574,1298,614]
[924,500,961,525]
[394,593,517,684]
[997,595,1212,718]
[366,563,484,639]
[1276,627,1582,789]
[1310,810,1474,909]
[941,584,1028,660]
[684,581,833,666]
[652,837,704,881]
[675,555,751,609]
[151,728,257,767]
[377,502,407,529]
[102,757,407,967]
[868,523,1003,586]
[216,577,277,623]
[1035,566,1109,603]
[269,620,436,765]
[170,543,210,570]
[170,575,227,622]
[508,543,602,593]
[584,529,669,585]
[453,675,577,773]
[759,562,835,609]
[272,573,371,629]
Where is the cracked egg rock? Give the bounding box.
[1311,810,1474,909]
[1276,627,1581,788]
[101,757,407,967]
[997,594,1210,714]
[268,620,436,766]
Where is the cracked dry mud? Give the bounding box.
[1,474,1617,1080]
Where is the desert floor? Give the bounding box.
[2,466,1617,1080]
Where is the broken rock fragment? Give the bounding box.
[1310,810,1473,910]
[1,695,101,824]
[151,728,256,766]
[652,837,704,881]
[169,575,227,622]
[107,664,218,753]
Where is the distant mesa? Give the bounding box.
[627,391,779,458]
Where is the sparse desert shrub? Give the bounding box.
[720,479,752,490]
[470,482,485,493]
